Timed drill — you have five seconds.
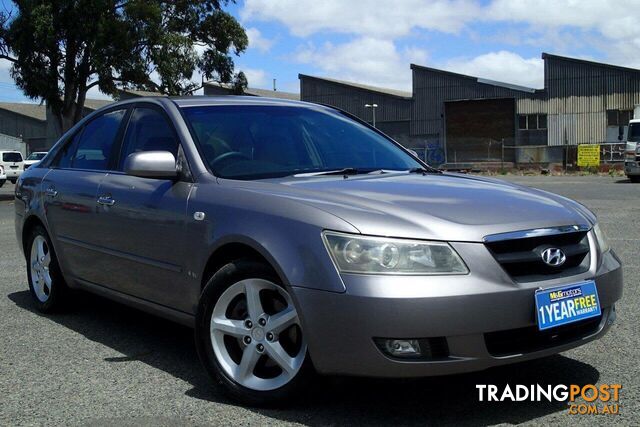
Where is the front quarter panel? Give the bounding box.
[187,178,358,299]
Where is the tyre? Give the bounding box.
[630,175,640,183]
[9,178,16,184]
[0,179,5,188]
[26,225,69,312]
[195,259,312,405]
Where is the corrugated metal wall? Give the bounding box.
[411,66,536,137]
[0,110,47,141]
[520,55,640,145]
[0,133,26,155]
[300,77,411,123]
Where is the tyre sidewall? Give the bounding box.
[26,225,66,312]
[195,259,312,406]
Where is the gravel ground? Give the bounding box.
[0,175,638,426]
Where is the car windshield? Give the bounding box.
[629,123,640,141]
[26,152,46,161]
[181,105,422,180]
[2,152,23,162]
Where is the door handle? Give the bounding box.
[45,187,58,197]
[97,195,115,206]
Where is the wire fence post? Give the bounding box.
[501,139,505,171]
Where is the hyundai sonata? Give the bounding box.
[15,97,622,404]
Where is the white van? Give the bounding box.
[0,151,25,184]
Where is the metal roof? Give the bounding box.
[84,99,114,110]
[118,88,165,98]
[204,82,300,100]
[410,64,538,93]
[542,52,640,74]
[0,102,46,121]
[298,74,412,98]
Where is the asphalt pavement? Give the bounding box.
[0,175,638,426]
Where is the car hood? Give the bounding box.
[231,173,594,242]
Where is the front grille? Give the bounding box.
[485,315,602,357]
[485,229,590,282]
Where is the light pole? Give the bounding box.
[365,103,378,128]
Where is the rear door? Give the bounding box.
[91,105,193,311]
[42,108,129,284]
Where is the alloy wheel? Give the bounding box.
[30,235,52,303]
[209,279,306,391]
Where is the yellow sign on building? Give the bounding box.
[577,144,600,167]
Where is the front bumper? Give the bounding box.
[293,243,623,377]
[625,161,640,176]
[4,168,22,179]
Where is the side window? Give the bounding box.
[71,109,126,170]
[118,107,179,170]
[54,130,83,169]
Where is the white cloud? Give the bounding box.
[240,66,268,88]
[442,51,544,88]
[241,0,480,38]
[0,58,13,82]
[245,27,275,53]
[294,37,426,91]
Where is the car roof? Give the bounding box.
[169,95,319,109]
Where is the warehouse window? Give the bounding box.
[518,115,527,130]
[538,114,547,129]
[518,114,547,130]
[607,109,633,126]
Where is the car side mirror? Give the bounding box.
[124,151,178,179]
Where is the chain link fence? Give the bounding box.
[419,138,628,169]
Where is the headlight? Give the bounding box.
[322,231,468,275]
[592,223,611,253]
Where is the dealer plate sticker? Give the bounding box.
[535,281,601,331]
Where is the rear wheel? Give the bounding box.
[0,179,5,188]
[195,260,312,405]
[26,225,69,312]
[9,178,16,184]
[630,175,640,183]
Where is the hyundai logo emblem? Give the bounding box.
[541,248,566,267]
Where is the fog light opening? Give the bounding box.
[379,339,422,358]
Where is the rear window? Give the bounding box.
[2,152,23,162]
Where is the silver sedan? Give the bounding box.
[15,97,622,404]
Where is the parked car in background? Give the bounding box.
[0,151,24,184]
[15,97,623,405]
[24,151,48,170]
[0,165,6,187]
[625,119,640,182]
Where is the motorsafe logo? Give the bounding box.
[541,248,566,267]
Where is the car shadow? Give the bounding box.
[8,290,600,426]
[614,178,637,184]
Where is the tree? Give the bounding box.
[0,1,248,133]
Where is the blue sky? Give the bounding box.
[2,0,640,102]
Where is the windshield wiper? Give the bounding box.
[293,168,360,177]
[408,166,442,175]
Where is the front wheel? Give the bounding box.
[9,178,17,184]
[26,225,69,312]
[630,175,640,183]
[0,179,5,188]
[195,260,312,405]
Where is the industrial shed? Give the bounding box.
[299,75,414,147]
[300,53,640,166]
[204,82,300,100]
[0,98,113,152]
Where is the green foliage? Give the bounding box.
[0,0,248,130]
